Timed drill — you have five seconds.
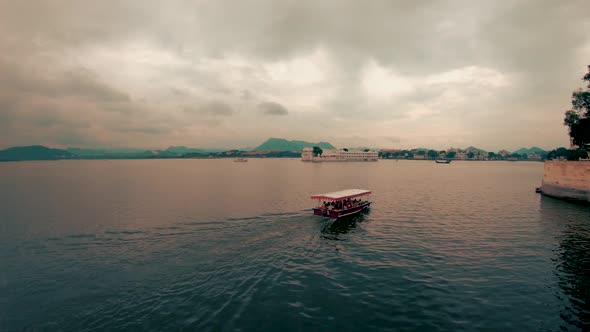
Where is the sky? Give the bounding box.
[0,0,589,151]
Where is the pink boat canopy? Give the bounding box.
[310,189,371,201]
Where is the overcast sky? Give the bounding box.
[0,0,589,151]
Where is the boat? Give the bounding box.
[234,158,248,162]
[435,159,452,164]
[311,189,372,219]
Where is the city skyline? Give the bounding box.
[1,1,589,151]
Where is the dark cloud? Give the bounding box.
[240,90,255,100]
[206,101,235,116]
[0,58,129,103]
[184,101,235,116]
[61,69,130,102]
[259,101,289,115]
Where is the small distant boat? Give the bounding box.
[311,189,372,219]
[435,159,452,164]
[234,158,248,162]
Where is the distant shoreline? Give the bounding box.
[0,156,303,162]
[0,157,545,163]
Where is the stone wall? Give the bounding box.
[541,160,590,202]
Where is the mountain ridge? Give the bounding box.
[0,145,75,161]
[513,147,546,155]
[254,138,335,151]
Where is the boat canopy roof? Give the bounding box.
[310,189,371,201]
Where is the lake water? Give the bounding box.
[0,159,589,331]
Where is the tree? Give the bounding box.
[312,146,323,157]
[564,65,590,150]
[427,150,438,159]
[363,148,370,152]
[547,147,569,160]
[570,118,590,149]
[467,152,475,159]
[446,151,456,159]
[488,152,497,159]
[343,148,349,152]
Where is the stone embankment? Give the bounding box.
[541,160,590,202]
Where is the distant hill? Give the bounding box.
[165,146,226,154]
[467,146,487,152]
[513,147,546,155]
[66,147,145,157]
[254,138,335,151]
[0,146,75,161]
[65,146,226,158]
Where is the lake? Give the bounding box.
[0,159,588,331]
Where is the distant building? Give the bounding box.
[498,150,511,157]
[477,152,489,160]
[301,147,378,162]
[528,153,542,161]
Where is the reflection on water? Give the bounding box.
[540,196,590,331]
[320,211,369,238]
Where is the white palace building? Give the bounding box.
[301,147,378,162]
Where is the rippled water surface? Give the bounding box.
[1,159,589,331]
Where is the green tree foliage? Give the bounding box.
[312,146,323,157]
[467,152,475,159]
[427,150,438,159]
[547,147,588,161]
[570,118,590,148]
[446,151,456,159]
[564,65,590,150]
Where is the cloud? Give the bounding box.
[383,136,401,143]
[259,101,289,115]
[0,0,588,150]
[112,126,172,135]
[183,101,235,117]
